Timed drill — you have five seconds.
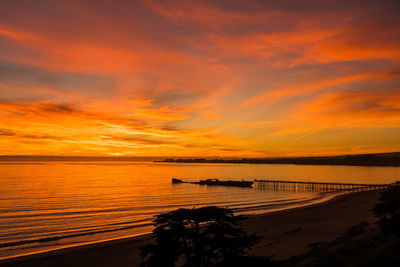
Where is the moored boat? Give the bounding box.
[172,178,183,183]
[199,178,253,187]
[172,178,253,187]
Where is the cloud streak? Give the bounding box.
[0,0,399,156]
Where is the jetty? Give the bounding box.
[172,178,394,191]
[254,179,392,192]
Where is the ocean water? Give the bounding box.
[0,161,399,259]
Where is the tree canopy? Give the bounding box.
[140,206,273,267]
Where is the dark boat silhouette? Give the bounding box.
[172,178,253,187]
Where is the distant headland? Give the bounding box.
[1,152,399,166]
[156,152,400,167]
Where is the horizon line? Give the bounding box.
[0,151,399,160]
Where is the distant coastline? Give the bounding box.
[1,152,400,166]
[0,156,163,162]
[156,152,400,167]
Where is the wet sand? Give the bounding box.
[244,190,380,260]
[0,190,381,267]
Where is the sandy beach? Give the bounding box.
[0,190,381,267]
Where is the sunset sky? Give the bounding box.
[0,0,399,157]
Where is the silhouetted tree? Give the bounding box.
[373,183,400,237]
[140,206,274,267]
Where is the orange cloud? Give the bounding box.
[305,88,400,123]
[0,100,260,156]
[135,107,190,121]
[129,99,153,106]
[313,21,400,63]
[1,0,399,156]
[142,0,279,27]
[0,25,44,41]
[240,70,400,108]
[262,87,400,137]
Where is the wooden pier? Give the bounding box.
[254,179,391,192]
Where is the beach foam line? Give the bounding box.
[0,222,153,249]
[234,191,344,215]
[0,231,152,261]
[0,191,346,262]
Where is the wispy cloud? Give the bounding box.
[0,0,399,156]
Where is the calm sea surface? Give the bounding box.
[0,161,399,259]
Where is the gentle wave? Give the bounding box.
[233,194,328,213]
[0,198,270,218]
[5,161,390,259]
[0,221,153,249]
[0,194,329,251]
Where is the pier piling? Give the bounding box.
[254,179,391,192]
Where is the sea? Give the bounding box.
[0,161,399,259]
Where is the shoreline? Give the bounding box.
[0,190,338,261]
[0,232,152,262]
[0,189,382,266]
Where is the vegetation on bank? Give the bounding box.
[373,183,400,237]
